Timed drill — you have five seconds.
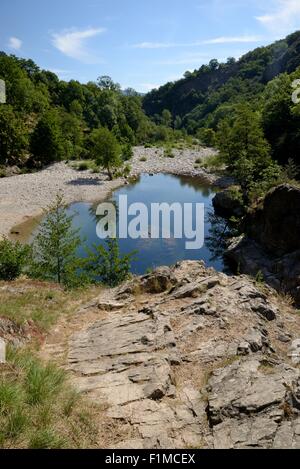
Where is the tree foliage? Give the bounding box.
[30,194,85,287]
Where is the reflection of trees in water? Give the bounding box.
[178,175,213,196]
[206,210,238,261]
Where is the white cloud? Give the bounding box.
[133,42,178,49]
[256,0,300,34]
[133,36,262,49]
[8,37,22,50]
[203,35,262,44]
[52,27,106,63]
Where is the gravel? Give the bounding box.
[0,146,230,237]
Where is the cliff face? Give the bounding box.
[226,184,300,305]
[41,261,300,449]
[247,185,300,256]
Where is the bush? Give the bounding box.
[164,147,175,158]
[85,238,136,287]
[78,162,89,171]
[0,238,31,281]
[122,143,133,161]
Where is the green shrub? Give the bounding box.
[0,238,31,281]
[122,143,133,161]
[86,238,136,287]
[164,148,175,158]
[78,162,89,171]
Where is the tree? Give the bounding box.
[85,238,136,287]
[174,115,182,130]
[30,110,64,165]
[97,76,120,92]
[0,105,28,165]
[89,127,122,180]
[217,105,271,169]
[161,109,172,127]
[30,194,85,287]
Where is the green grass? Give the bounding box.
[70,160,100,173]
[0,347,100,448]
[0,282,98,331]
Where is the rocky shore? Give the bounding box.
[0,146,225,238]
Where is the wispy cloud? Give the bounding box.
[256,0,300,34]
[203,35,262,44]
[133,35,262,49]
[8,37,22,50]
[133,42,178,49]
[52,27,106,63]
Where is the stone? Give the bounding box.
[98,300,125,311]
[225,185,300,306]
[141,267,177,293]
[213,188,244,218]
[246,184,300,256]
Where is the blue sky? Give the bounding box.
[1,0,300,92]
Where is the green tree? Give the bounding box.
[217,105,271,169]
[30,194,85,287]
[30,111,64,165]
[89,127,122,180]
[161,109,172,127]
[0,105,28,165]
[86,238,136,287]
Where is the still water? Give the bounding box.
[61,173,225,275]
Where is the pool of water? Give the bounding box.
[54,173,225,275]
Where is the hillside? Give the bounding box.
[143,31,300,135]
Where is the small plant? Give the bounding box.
[255,270,265,285]
[0,237,31,281]
[78,162,89,171]
[85,238,137,287]
[140,157,147,162]
[164,147,175,158]
[195,158,202,165]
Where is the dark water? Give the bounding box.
[62,173,225,275]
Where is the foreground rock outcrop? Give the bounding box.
[42,261,300,449]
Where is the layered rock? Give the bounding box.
[38,261,300,449]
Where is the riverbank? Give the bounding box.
[0,146,229,238]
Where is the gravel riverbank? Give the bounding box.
[0,146,229,238]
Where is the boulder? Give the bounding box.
[246,184,300,256]
[213,188,244,218]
